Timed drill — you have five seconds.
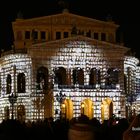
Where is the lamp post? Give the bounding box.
[8,93,17,120]
[56,91,66,119]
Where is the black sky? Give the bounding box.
[0,0,140,58]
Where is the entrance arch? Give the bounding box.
[4,106,9,120]
[17,105,25,122]
[61,99,73,120]
[101,98,113,122]
[81,99,94,119]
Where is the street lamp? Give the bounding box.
[8,93,17,120]
[56,91,66,119]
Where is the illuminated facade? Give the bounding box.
[0,9,139,122]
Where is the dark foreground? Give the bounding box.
[0,115,139,140]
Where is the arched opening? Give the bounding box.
[109,102,113,118]
[73,68,84,85]
[17,105,25,122]
[89,68,100,86]
[61,99,73,120]
[4,106,9,120]
[124,74,127,93]
[105,68,119,88]
[17,73,26,93]
[101,98,113,122]
[81,99,94,119]
[54,67,66,85]
[36,66,48,91]
[6,74,12,94]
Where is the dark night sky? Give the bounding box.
[0,0,140,58]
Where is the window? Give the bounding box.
[32,30,38,40]
[124,74,127,93]
[86,30,91,37]
[54,67,66,85]
[89,68,101,85]
[105,68,119,88]
[64,32,68,38]
[101,33,106,41]
[94,33,98,39]
[73,68,84,85]
[36,67,48,91]
[25,31,30,39]
[6,74,11,94]
[17,73,26,93]
[41,31,46,40]
[56,32,61,39]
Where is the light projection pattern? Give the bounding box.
[50,41,123,121]
[0,40,137,122]
[124,56,140,117]
[0,54,34,122]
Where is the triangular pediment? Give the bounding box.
[13,11,118,29]
[27,35,129,60]
[31,35,129,52]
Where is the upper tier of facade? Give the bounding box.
[12,10,119,49]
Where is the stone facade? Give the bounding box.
[0,10,139,122]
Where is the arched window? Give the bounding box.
[73,68,84,85]
[17,73,26,93]
[6,74,12,94]
[124,74,127,93]
[36,67,48,90]
[54,67,66,85]
[113,69,119,84]
[105,68,119,88]
[89,68,101,85]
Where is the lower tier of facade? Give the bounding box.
[0,87,126,123]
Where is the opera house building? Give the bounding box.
[0,9,139,123]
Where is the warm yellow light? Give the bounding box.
[101,104,104,108]
[81,103,85,108]
[62,103,65,108]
